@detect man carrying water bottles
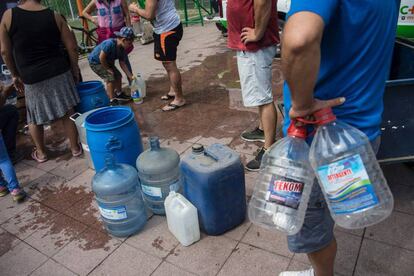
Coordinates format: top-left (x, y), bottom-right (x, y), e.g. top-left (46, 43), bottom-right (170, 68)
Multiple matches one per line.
top-left (279, 1), bottom-right (398, 276)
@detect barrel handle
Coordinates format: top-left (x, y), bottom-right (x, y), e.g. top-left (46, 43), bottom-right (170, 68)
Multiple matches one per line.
top-left (69, 112), bottom-right (81, 122)
top-left (92, 96), bottom-right (104, 108)
top-left (105, 136), bottom-right (123, 151)
top-left (204, 148), bottom-right (220, 161)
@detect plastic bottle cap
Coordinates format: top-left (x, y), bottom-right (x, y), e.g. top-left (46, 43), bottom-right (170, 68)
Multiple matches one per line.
top-left (192, 144), bottom-right (204, 153)
top-left (287, 122), bottom-right (307, 139)
top-left (313, 107), bottom-right (337, 125)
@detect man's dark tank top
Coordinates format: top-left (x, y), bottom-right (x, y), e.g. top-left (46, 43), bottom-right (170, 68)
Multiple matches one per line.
top-left (9, 7), bottom-right (70, 84)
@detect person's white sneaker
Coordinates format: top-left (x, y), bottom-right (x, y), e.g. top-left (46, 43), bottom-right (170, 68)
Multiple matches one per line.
top-left (279, 268), bottom-right (314, 276)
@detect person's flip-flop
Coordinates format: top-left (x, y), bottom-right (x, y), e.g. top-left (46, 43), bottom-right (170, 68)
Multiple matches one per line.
top-left (31, 149), bottom-right (48, 163)
top-left (162, 103), bottom-right (185, 112)
top-left (160, 94), bottom-right (175, 101)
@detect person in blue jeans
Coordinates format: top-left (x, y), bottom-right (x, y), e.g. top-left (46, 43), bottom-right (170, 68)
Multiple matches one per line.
top-left (279, 0), bottom-right (398, 275)
top-left (0, 84), bottom-right (25, 202)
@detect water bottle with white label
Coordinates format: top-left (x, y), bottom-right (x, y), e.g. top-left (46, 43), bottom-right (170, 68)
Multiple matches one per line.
top-left (136, 136), bottom-right (181, 215)
top-left (248, 122), bottom-right (314, 235)
top-left (309, 107), bottom-right (394, 229)
top-left (1, 65), bottom-right (17, 105)
top-left (92, 155), bottom-right (147, 237)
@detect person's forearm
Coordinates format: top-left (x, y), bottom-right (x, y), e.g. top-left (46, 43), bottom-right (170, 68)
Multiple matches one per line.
top-left (135, 7), bottom-right (152, 21)
top-left (282, 40), bottom-right (320, 111)
top-left (120, 61), bottom-right (133, 79)
top-left (253, 0), bottom-right (272, 40)
top-left (1, 48), bottom-right (19, 78)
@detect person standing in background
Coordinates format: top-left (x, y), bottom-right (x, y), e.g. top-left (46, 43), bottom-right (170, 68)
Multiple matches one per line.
top-left (227, 0), bottom-right (279, 171)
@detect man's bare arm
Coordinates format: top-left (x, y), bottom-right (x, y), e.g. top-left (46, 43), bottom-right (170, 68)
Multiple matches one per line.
top-left (281, 11), bottom-right (344, 118)
top-left (241, 0), bottom-right (272, 44)
top-left (129, 0), bottom-right (157, 21)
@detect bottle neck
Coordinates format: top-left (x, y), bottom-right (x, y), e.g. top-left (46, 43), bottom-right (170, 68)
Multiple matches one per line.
top-left (149, 137), bottom-right (160, 150)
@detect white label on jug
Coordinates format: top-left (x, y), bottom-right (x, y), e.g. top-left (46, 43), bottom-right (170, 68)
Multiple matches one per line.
top-left (266, 175), bottom-right (304, 210)
top-left (317, 154), bottom-right (379, 215)
top-left (98, 206), bottom-right (127, 220)
top-left (141, 185), bottom-right (162, 198)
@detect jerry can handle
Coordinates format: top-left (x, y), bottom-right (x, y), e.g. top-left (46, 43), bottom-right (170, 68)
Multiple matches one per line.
top-left (69, 112), bottom-right (81, 122)
top-left (204, 148), bottom-right (220, 161)
top-left (105, 136), bottom-right (123, 151)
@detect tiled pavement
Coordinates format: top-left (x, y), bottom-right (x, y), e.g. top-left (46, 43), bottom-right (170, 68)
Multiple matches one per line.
top-left (1, 24), bottom-right (413, 276)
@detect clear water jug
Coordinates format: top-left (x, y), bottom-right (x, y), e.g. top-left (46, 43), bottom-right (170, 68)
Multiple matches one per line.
top-left (164, 191), bottom-right (200, 246)
top-left (130, 77), bottom-right (143, 105)
top-left (136, 137), bottom-right (181, 215)
top-left (248, 122), bottom-right (315, 235)
top-left (309, 108), bottom-right (394, 229)
top-left (92, 156), bottom-right (147, 237)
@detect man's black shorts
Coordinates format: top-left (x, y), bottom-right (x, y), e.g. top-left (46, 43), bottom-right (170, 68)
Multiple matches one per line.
top-left (153, 23), bottom-right (183, 62)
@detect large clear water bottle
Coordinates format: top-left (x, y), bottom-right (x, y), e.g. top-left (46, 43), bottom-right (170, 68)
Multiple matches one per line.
top-left (248, 122), bottom-right (315, 235)
top-left (92, 155), bottom-right (147, 237)
top-left (136, 136), bottom-right (181, 215)
top-left (309, 108), bottom-right (394, 229)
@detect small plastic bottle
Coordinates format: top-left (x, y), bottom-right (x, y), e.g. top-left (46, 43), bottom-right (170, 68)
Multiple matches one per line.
top-left (309, 108), bottom-right (394, 229)
top-left (248, 122), bottom-right (315, 235)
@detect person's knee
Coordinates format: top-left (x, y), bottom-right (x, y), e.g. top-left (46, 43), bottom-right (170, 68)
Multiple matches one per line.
top-left (162, 61), bottom-right (176, 71)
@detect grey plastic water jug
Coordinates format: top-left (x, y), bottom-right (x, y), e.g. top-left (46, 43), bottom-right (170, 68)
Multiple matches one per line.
top-left (92, 155), bottom-right (147, 237)
top-left (136, 137), bottom-right (181, 215)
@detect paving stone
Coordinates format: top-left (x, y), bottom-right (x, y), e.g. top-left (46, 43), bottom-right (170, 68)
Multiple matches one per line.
top-left (241, 224), bottom-right (293, 258)
top-left (64, 193), bottom-right (100, 227)
top-left (152, 261), bottom-right (197, 276)
top-left (1, 201), bottom-right (58, 239)
top-left (22, 152), bottom-right (72, 173)
top-left (0, 227), bottom-right (21, 257)
top-left (166, 235), bottom-right (237, 276)
top-left (161, 139), bottom-right (193, 155)
top-left (90, 243), bottom-right (162, 276)
top-left (292, 231), bottom-right (362, 276)
top-left (355, 239), bottom-right (414, 276)
top-left (0, 196), bottom-right (34, 224)
top-left (197, 136), bottom-right (234, 147)
top-left (217, 243), bottom-right (290, 276)
top-left (365, 211), bottom-right (414, 250)
top-left (244, 174), bottom-right (256, 197)
top-left (390, 184), bottom-right (414, 215)
top-left (286, 260), bottom-right (312, 272)
top-left (126, 216), bottom-right (178, 258)
top-left (24, 214), bottom-right (88, 257)
top-left (14, 162), bottom-right (47, 187)
top-left (64, 169), bottom-right (95, 193)
top-left (0, 242), bottom-right (48, 276)
top-left (53, 228), bottom-right (122, 276)
top-left (229, 137), bottom-right (261, 156)
top-left (49, 156), bottom-right (89, 181)
top-left (31, 258), bottom-right (77, 276)
top-left (223, 218), bottom-right (251, 241)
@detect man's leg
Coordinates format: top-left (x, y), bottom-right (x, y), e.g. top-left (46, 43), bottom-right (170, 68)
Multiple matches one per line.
top-left (308, 239), bottom-right (337, 276)
top-left (162, 61), bottom-right (184, 104)
top-left (258, 102), bottom-right (277, 149)
top-left (0, 105), bottom-right (19, 156)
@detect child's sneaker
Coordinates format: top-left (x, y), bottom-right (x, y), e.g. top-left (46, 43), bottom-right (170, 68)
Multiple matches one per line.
top-left (0, 186), bottom-right (9, 197)
top-left (11, 188), bottom-right (26, 202)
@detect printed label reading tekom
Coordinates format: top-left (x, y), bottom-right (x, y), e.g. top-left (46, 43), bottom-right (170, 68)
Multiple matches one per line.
top-left (266, 176), bottom-right (304, 210)
top-left (98, 205), bottom-right (127, 220)
top-left (317, 154), bottom-right (379, 215)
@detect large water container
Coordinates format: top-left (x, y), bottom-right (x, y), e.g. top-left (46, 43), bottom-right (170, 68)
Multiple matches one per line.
top-left (76, 81), bottom-right (110, 113)
top-left (85, 106), bottom-right (143, 171)
top-left (180, 144), bottom-right (246, 235)
top-left (136, 137), bottom-right (181, 215)
top-left (309, 108), bottom-right (394, 229)
top-left (92, 156), bottom-right (147, 237)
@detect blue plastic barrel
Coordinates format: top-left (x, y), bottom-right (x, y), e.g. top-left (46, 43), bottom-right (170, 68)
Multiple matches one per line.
top-left (180, 144), bottom-right (246, 235)
top-left (85, 106), bottom-right (143, 171)
top-left (76, 81), bottom-right (110, 113)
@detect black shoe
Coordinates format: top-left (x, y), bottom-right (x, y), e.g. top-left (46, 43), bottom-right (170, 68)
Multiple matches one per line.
top-left (245, 147), bottom-right (266, 172)
top-left (110, 99), bottom-right (120, 106)
top-left (241, 127), bottom-right (265, 143)
top-left (115, 92), bottom-right (131, 102)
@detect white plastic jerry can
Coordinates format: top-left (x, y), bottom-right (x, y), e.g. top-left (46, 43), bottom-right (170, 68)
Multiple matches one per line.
top-left (164, 191), bottom-right (200, 246)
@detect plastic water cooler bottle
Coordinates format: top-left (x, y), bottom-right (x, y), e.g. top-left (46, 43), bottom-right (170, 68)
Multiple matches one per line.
top-left (309, 108), bottom-right (394, 229)
top-left (248, 122), bottom-right (315, 235)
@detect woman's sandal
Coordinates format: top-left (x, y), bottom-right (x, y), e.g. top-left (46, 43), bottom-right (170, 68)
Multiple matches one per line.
top-left (72, 144), bottom-right (83, 157)
top-left (31, 148), bottom-right (48, 163)
top-left (160, 94), bottom-right (175, 101)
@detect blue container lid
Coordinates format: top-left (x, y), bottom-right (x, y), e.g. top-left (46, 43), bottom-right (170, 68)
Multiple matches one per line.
top-left (85, 106), bottom-right (134, 131)
top-left (76, 81), bottom-right (104, 96)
